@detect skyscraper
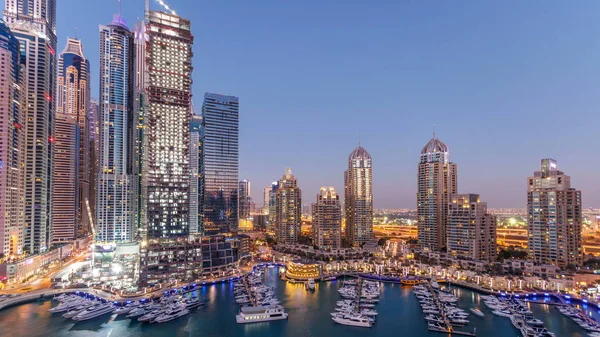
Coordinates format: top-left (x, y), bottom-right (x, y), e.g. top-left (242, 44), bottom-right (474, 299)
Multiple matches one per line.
top-left (51, 115), bottom-right (79, 244)
top-left (4, 0), bottom-right (57, 254)
top-left (0, 19), bottom-right (24, 256)
top-left (275, 169), bottom-right (301, 244)
top-left (312, 187), bottom-right (342, 249)
top-left (201, 93), bottom-right (239, 235)
top-left (97, 11), bottom-right (135, 243)
top-left (133, 19), bottom-right (148, 238)
top-left (268, 181), bottom-right (279, 232)
top-left (263, 186), bottom-right (270, 215)
top-left (447, 194), bottom-right (496, 262)
top-left (145, 10), bottom-right (193, 239)
top-left (88, 99), bottom-right (99, 231)
top-left (417, 134), bottom-right (457, 252)
top-left (344, 145), bottom-right (373, 247)
top-left (189, 114), bottom-right (202, 234)
top-left (239, 180), bottom-right (251, 220)
top-left (57, 37), bottom-right (90, 237)
top-left (527, 159), bottom-right (582, 268)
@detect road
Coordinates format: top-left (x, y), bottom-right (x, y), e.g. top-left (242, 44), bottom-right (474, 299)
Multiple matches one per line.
top-left (1, 251), bottom-right (89, 294)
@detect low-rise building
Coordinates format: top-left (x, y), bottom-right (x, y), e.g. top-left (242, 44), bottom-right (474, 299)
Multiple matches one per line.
top-left (0, 244), bottom-right (73, 283)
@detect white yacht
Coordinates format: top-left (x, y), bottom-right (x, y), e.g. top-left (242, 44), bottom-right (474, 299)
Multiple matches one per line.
top-left (306, 279), bottom-right (316, 291)
top-left (331, 314), bottom-right (372, 328)
top-left (62, 301), bottom-right (95, 318)
top-left (154, 305), bottom-right (190, 323)
top-left (236, 305), bottom-right (288, 324)
top-left (126, 307), bottom-right (147, 318)
top-left (470, 307), bottom-right (484, 317)
top-left (73, 303), bottom-right (115, 321)
top-left (491, 309), bottom-right (512, 318)
top-left (138, 309), bottom-right (165, 323)
top-left (49, 299), bottom-right (84, 313)
top-left (183, 297), bottom-right (204, 309)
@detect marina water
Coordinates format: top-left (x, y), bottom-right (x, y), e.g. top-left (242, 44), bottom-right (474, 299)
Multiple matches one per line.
top-left (0, 267), bottom-right (591, 336)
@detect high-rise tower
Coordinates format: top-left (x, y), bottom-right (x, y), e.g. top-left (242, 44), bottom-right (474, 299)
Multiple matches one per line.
top-left (344, 145), bottom-right (373, 247)
top-left (239, 180), bottom-right (251, 220)
top-left (97, 11), bottom-right (135, 243)
top-left (189, 114), bottom-right (202, 234)
top-left (417, 134), bottom-right (457, 251)
top-left (275, 169), bottom-right (301, 244)
top-left (313, 187), bottom-right (342, 249)
top-left (57, 37), bottom-right (90, 237)
top-left (145, 10), bottom-right (193, 239)
top-left (0, 19), bottom-right (24, 256)
top-left (200, 93), bottom-right (239, 234)
top-left (447, 194), bottom-right (496, 261)
top-left (4, 0), bottom-right (57, 254)
top-left (527, 159), bottom-right (582, 268)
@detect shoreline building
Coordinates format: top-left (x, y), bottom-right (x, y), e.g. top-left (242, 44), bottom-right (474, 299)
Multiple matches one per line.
top-left (447, 194), bottom-right (496, 262)
top-left (275, 169), bottom-right (301, 244)
top-left (57, 37), bottom-right (90, 238)
top-left (0, 19), bottom-right (24, 256)
top-left (239, 180), bottom-right (251, 220)
top-left (417, 134), bottom-right (457, 252)
top-left (145, 10), bottom-right (193, 239)
top-left (344, 145), bottom-right (373, 247)
top-left (527, 159), bottom-right (582, 268)
top-left (200, 93), bottom-right (239, 235)
top-left (51, 115), bottom-right (79, 244)
top-left (97, 11), bottom-right (135, 243)
top-left (312, 187), bottom-right (342, 249)
top-left (4, 0), bottom-right (57, 254)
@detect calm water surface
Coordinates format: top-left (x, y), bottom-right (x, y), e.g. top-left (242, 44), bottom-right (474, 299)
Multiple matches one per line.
top-left (0, 268), bottom-right (591, 336)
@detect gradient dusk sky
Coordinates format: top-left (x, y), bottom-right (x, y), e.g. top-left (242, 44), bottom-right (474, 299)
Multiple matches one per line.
top-left (22, 0), bottom-right (600, 208)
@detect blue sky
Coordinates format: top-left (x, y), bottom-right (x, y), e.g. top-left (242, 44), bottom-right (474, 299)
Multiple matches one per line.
top-left (19, 0), bottom-right (600, 208)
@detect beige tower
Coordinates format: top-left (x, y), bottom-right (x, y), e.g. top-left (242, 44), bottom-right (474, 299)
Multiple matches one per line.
top-left (275, 168), bottom-right (302, 244)
top-left (527, 159), bottom-right (582, 268)
top-left (313, 187), bottom-right (342, 249)
top-left (345, 145), bottom-right (373, 247)
top-left (447, 194), bottom-right (496, 261)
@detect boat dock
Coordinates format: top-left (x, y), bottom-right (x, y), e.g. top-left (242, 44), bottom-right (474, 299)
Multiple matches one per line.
top-left (421, 283), bottom-right (476, 336)
top-left (241, 276), bottom-right (258, 306)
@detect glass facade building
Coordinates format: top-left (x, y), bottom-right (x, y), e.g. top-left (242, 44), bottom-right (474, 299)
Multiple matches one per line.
top-left (275, 169), bottom-right (302, 244)
top-left (57, 38), bottom-right (90, 238)
top-left (0, 19), bottom-right (24, 256)
top-left (189, 115), bottom-right (202, 234)
top-left (344, 146), bottom-right (373, 247)
top-left (97, 13), bottom-right (135, 243)
top-left (201, 93), bottom-right (239, 235)
top-left (145, 11), bottom-right (193, 239)
top-left (527, 159), bottom-right (582, 268)
top-left (4, 0), bottom-right (57, 254)
top-left (417, 135), bottom-right (457, 252)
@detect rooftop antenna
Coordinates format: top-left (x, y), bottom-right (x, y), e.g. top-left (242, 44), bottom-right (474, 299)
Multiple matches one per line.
top-left (118, 0), bottom-right (122, 15)
top-left (358, 133), bottom-right (361, 147)
top-left (433, 124), bottom-right (436, 139)
top-left (74, 26), bottom-right (78, 39)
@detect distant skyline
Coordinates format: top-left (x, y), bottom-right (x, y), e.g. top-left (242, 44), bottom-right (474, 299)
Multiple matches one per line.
top-left (35, 0), bottom-right (600, 208)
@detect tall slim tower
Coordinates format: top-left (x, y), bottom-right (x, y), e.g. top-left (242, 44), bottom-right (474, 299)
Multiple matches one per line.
top-left (527, 159), bottom-right (582, 268)
top-left (275, 169), bottom-right (301, 244)
top-left (133, 20), bottom-right (148, 239)
top-left (201, 93), bottom-right (239, 235)
top-left (0, 19), bottom-right (24, 256)
top-left (51, 115), bottom-right (79, 244)
top-left (189, 114), bottom-right (202, 234)
top-left (239, 180), bottom-right (251, 220)
top-left (313, 187), bottom-right (342, 249)
top-left (145, 10), bottom-right (193, 239)
top-left (447, 194), bottom-right (496, 262)
top-left (344, 145), bottom-right (373, 247)
top-left (88, 99), bottom-right (100, 231)
top-left (4, 0), bottom-right (57, 254)
top-left (57, 37), bottom-right (90, 237)
top-left (97, 11), bottom-right (135, 243)
top-left (417, 134), bottom-right (457, 251)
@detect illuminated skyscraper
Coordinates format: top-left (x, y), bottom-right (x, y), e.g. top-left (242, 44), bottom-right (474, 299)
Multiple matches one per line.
top-left (239, 180), bottom-right (251, 220)
top-left (145, 10), bottom-right (193, 238)
top-left (312, 187), bottom-right (342, 249)
top-left (275, 169), bottom-right (301, 244)
top-left (97, 11), bottom-right (135, 243)
top-left (263, 186), bottom-right (270, 215)
top-left (133, 20), bottom-right (148, 238)
top-left (527, 159), bottom-right (582, 268)
top-left (0, 19), bottom-right (24, 256)
top-left (417, 134), bottom-right (457, 251)
top-left (4, 0), bottom-right (57, 254)
top-left (201, 93), bottom-right (239, 234)
top-left (51, 115), bottom-right (79, 244)
top-left (447, 194), bottom-right (496, 262)
top-left (88, 99), bottom-right (99, 230)
top-left (344, 145), bottom-right (373, 247)
top-left (189, 114), bottom-right (202, 234)
top-left (57, 37), bottom-right (90, 237)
